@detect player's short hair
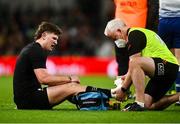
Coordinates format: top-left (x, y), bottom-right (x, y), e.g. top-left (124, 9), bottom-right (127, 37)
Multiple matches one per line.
top-left (34, 21), bottom-right (63, 40)
top-left (104, 18), bottom-right (126, 36)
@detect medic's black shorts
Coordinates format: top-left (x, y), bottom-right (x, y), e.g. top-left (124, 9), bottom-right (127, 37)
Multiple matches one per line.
top-left (14, 87), bottom-right (52, 110)
top-left (145, 58), bottom-right (179, 102)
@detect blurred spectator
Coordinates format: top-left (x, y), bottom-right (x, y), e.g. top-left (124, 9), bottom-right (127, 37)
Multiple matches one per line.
top-left (0, 24), bottom-right (7, 55)
top-left (5, 21), bottom-right (24, 55)
top-left (0, 0), bottom-right (111, 56)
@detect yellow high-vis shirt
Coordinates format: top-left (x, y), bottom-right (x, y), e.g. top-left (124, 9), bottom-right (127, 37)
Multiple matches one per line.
top-left (129, 28), bottom-right (179, 65)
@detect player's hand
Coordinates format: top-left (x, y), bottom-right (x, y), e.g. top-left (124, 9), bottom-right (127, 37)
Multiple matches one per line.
top-left (70, 75), bottom-right (80, 84)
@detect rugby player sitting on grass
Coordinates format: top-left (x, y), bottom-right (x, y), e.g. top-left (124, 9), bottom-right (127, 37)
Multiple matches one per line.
top-left (13, 21), bottom-right (115, 109)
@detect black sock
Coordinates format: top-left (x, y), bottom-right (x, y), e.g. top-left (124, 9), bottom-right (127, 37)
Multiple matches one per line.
top-left (86, 86), bottom-right (112, 98)
top-left (67, 95), bottom-right (77, 104)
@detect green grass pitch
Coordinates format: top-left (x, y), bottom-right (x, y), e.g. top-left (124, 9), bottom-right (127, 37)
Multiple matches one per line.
top-left (0, 75), bottom-right (180, 123)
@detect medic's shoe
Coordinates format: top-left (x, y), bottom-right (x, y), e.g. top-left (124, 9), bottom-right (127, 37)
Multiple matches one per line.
top-left (122, 102), bottom-right (145, 111)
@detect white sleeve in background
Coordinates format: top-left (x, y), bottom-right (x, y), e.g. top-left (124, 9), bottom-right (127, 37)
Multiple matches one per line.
top-left (159, 0), bottom-right (180, 17)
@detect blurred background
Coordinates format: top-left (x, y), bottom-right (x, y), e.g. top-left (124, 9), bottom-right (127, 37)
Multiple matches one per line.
top-left (0, 0), bottom-right (159, 76)
top-left (0, 0), bottom-right (115, 56)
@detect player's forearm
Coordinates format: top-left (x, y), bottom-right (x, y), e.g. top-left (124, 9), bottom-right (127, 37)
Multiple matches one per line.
top-left (41, 75), bottom-right (71, 86)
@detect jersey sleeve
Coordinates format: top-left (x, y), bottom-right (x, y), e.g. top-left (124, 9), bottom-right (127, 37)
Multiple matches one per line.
top-left (29, 44), bottom-right (47, 69)
top-left (127, 30), bottom-right (147, 56)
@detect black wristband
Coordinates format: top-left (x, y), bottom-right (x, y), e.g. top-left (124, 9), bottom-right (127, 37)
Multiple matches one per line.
top-left (121, 87), bottom-right (127, 93)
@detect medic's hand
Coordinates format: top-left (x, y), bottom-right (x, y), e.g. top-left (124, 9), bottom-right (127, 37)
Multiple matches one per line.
top-left (115, 88), bottom-right (127, 102)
